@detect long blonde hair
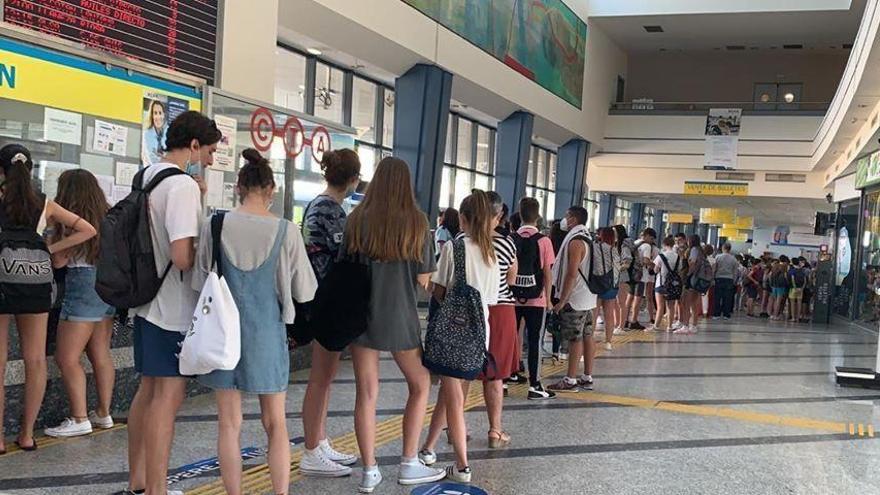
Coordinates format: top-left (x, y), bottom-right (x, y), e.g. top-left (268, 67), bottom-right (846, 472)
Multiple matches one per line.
top-left (345, 157), bottom-right (428, 262)
top-left (459, 190), bottom-right (496, 264)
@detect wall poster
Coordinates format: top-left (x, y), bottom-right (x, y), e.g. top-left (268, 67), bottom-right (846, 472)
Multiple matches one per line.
top-left (704, 108), bottom-right (742, 170)
top-left (141, 92), bottom-right (191, 167)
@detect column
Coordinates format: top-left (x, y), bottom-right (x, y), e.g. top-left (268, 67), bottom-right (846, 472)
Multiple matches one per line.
top-left (554, 139), bottom-right (590, 219)
top-left (218, 0), bottom-right (279, 102)
top-left (393, 64), bottom-right (453, 222)
top-left (709, 226), bottom-right (720, 247)
top-left (652, 210), bottom-right (664, 235)
top-left (495, 111), bottom-right (535, 211)
top-left (597, 193), bottom-right (614, 228)
top-left (630, 203), bottom-right (645, 237)
top-left (698, 223), bottom-right (709, 241)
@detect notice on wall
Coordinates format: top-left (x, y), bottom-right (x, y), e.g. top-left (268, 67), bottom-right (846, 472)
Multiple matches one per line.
top-left (94, 174), bottom-right (116, 201)
top-left (205, 169), bottom-right (225, 208)
top-left (38, 160), bottom-right (78, 199)
top-left (115, 162), bottom-right (140, 187)
top-left (44, 108), bottom-right (82, 146)
top-left (704, 108), bottom-right (742, 170)
top-left (222, 183), bottom-right (236, 210)
top-left (213, 115), bottom-right (238, 172)
top-left (93, 120), bottom-right (129, 156)
top-left (111, 185), bottom-right (131, 205)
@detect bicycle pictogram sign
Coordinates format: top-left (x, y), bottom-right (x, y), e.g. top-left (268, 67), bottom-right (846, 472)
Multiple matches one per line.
top-left (249, 107), bottom-right (332, 162)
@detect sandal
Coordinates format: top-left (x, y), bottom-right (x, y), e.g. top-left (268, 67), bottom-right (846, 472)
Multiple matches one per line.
top-left (15, 438), bottom-right (37, 452)
top-left (488, 429), bottom-right (510, 449)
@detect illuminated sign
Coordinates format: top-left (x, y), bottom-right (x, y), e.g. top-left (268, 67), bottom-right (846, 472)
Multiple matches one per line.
top-left (684, 181), bottom-right (748, 196)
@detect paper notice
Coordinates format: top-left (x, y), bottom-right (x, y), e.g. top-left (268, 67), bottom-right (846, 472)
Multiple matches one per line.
top-left (38, 161), bottom-right (78, 199)
top-left (111, 185), bottom-right (131, 205)
top-left (93, 120), bottom-right (129, 156)
top-left (94, 174), bottom-right (115, 201)
top-left (205, 169), bottom-right (225, 208)
top-left (115, 162), bottom-right (139, 187)
top-left (213, 115), bottom-right (238, 172)
top-left (44, 108), bottom-right (82, 145)
top-left (222, 183), bottom-right (236, 209)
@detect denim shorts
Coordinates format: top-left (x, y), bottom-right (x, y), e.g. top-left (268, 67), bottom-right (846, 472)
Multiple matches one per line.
top-left (772, 287), bottom-right (787, 298)
top-left (133, 316), bottom-right (187, 377)
top-left (60, 267), bottom-right (115, 322)
top-left (599, 288), bottom-right (619, 300)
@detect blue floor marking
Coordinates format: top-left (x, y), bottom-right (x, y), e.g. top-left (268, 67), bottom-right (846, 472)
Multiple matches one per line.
top-left (167, 436), bottom-right (305, 485)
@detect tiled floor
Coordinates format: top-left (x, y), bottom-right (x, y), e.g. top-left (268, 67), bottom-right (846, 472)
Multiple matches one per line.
top-left (2, 315), bottom-right (880, 494)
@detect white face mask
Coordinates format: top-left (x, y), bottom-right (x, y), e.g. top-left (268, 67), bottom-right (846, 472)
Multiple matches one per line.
top-left (560, 217), bottom-right (570, 231)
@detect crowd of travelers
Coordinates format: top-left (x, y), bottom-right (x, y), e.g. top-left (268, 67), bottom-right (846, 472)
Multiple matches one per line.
top-left (0, 109), bottom-right (816, 494)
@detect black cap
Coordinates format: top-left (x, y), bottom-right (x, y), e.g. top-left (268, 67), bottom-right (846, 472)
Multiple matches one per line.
top-left (0, 143), bottom-right (31, 173)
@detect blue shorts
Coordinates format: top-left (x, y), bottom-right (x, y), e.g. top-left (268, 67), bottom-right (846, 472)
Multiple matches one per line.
top-left (599, 288), bottom-right (619, 300)
top-left (772, 287), bottom-right (787, 298)
top-left (60, 267), bottom-right (115, 322)
top-left (133, 316), bottom-right (186, 377)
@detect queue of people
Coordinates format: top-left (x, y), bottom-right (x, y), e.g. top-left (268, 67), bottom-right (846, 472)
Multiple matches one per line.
top-left (0, 108), bottom-right (818, 494)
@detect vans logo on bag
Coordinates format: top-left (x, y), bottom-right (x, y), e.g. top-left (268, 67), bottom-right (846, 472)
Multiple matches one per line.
top-left (1, 257), bottom-right (51, 276)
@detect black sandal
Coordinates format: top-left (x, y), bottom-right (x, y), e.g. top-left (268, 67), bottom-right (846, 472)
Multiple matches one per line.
top-left (15, 439), bottom-right (37, 452)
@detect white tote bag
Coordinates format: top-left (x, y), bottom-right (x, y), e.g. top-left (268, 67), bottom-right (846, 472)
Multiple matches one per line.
top-left (179, 213), bottom-right (241, 375)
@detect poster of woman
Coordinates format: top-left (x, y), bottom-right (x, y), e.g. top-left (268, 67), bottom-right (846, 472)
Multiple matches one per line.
top-left (141, 92), bottom-right (189, 168)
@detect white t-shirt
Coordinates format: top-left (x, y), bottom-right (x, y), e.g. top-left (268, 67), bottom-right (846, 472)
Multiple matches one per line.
top-left (432, 238), bottom-right (500, 348)
top-left (552, 226), bottom-right (597, 312)
top-left (134, 162), bottom-right (202, 333)
top-left (654, 248), bottom-right (680, 288)
top-left (638, 241), bottom-right (658, 282)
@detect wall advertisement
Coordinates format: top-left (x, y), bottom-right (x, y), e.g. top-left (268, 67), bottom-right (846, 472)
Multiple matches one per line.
top-left (704, 108), bottom-right (742, 170)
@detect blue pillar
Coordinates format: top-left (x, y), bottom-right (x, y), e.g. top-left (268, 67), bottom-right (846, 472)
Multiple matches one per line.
top-left (698, 223), bottom-right (709, 241)
top-left (708, 226), bottom-right (719, 247)
top-left (554, 139), bottom-right (590, 219)
top-left (629, 203), bottom-right (645, 237)
top-left (652, 210), bottom-right (664, 235)
top-left (495, 111), bottom-right (534, 211)
top-left (597, 193), bottom-right (614, 228)
top-left (393, 64), bottom-right (453, 223)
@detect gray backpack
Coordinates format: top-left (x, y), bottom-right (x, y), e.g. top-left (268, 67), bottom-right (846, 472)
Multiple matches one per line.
top-left (423, 239), bottom-right (490, 380)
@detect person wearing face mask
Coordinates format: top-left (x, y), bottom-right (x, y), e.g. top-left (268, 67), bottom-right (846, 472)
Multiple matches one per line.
top-left (124, 111), bottom-right (221, 495)
top-left (192, 149), bottom-right (318, 495)
top-left (299, 149), bottom-right (364, 478)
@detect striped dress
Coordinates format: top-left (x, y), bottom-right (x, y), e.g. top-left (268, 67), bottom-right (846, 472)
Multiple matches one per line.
top-left (493, 233), bottom-right (517, 305)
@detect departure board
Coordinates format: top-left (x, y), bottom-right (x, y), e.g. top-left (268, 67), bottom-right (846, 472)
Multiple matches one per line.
top-left (3, 0), bottom-right (218, 82)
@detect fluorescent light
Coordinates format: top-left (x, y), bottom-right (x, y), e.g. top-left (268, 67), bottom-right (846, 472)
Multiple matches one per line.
top-left (307, 47), bottom-right (323, 56)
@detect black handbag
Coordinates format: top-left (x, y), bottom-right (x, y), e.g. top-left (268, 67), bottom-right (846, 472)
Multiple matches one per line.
top-left (310, 254), bottom-right (371, 352)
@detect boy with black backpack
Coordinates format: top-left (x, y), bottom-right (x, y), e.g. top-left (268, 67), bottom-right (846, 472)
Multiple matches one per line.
top-left (110, 112), bottom-right (221, 495)
top-left (511, 198), bottom-right (556, 400)
top-left (789, 257), bottom-right (808, 323)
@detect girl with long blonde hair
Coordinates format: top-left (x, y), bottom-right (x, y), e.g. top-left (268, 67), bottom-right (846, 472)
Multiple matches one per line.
top-left (345, 157), bottom-right (446, 493)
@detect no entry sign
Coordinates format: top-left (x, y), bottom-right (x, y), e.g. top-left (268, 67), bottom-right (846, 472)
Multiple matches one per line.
top-left (249, 107), bottom-right (332, 161)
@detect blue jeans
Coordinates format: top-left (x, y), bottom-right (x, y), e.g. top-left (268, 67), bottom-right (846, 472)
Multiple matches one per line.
top-left (713, 278), bottom-right (735, 318)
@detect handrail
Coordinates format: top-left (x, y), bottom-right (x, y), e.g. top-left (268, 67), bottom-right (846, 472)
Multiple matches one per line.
top-left (610, 101), bottom-right (831, 112)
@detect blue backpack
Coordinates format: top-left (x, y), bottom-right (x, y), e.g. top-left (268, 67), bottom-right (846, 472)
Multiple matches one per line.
top-left (423, 239), bottom-right (491, 380)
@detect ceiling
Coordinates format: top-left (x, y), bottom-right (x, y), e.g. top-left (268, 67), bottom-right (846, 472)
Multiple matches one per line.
top-left (592, 0), bottom-right (866, 53)
top-left (617, 194), bottom-right (835, 228)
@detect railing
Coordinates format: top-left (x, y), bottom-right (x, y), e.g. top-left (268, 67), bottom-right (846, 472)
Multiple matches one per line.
top-left (610, 101), bottom-right (831, 114)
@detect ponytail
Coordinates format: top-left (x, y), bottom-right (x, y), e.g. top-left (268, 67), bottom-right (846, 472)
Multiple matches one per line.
top-left (460, 190), bottom-right (496, 265)
top-left (0, 144), bottom-right (40, 226)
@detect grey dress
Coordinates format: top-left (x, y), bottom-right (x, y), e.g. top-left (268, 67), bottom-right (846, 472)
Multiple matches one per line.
top-left (354, 231), bottom-right (435, 352)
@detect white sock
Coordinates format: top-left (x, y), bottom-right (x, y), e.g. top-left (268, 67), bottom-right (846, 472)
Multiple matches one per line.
top-left (401, 456), bottom-right (417, 464)
top-left (365, 465), bottom-right (379, 473)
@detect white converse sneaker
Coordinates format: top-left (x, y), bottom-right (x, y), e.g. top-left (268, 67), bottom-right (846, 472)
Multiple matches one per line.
top-left (88, 411), bottom-right (114, 429)
top-left (300, 447), bottom-right (352, 477)
top-left (670, 321), bottom-right (683, 331)
top-left (604, 342), bottom-right (613, 351)
top-left (612, 327), bottom-right (626, 335)
top-left (399, 458), bottom-right (446, 485)
top-left (319, 438), bottom-right (357, 466)
top-left (418, 449), bottom-right (437, 466)
top-left (359, 467), bottom-right (383, 493)
top-left (445, 465), bottom-right (472, 483)
top-left (45, 417), bottom-right (92, 438)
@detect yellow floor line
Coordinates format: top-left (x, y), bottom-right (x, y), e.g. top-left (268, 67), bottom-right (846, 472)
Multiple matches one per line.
top-left (1, 423), bottom-right (125, 456)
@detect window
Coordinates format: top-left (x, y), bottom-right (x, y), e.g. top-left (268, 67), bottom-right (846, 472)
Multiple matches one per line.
top-left (614, 198), bottom-right (632, 229)
top-left (583, 191), bottom-right (600, 233)
top-left (643, 207), bottom-right (655, 234)
top-left (382, 89), bottom-right (395, 148)
top-left (352, 77), bottom-right (377, 143)
top-left (314, 62), bottom-right (345, 123)
top-left (438, 114), bottom-right (497, 209)
top-left (274, 48), bottom-right (306, 112)
top-left (525, 146), bottom-right (558, 221)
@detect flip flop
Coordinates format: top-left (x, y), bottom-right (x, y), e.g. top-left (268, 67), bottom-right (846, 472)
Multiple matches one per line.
top-left (14, 439), bottom-right (37, 452)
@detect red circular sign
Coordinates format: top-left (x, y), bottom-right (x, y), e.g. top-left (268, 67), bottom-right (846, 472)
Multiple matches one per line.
top-left (311, 127), bottom-right (331, 162)
top-left (249, 107), bottom-right (275, 152)
top-left (282, 116), bottom-right (306, 158)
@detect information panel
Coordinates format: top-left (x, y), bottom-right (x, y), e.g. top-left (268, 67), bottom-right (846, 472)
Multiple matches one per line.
top-left (3, 0), bottom-right (218, 82)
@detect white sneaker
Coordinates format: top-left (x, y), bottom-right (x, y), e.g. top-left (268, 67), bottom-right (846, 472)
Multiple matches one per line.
top-left (45, 417), bottom-right (92, 438)
top-left (612, 327), bottom-right (626, 335)
top-left (88, 411), bottom-right (114, 429)
top-left (319, 438), bottom-right (357, 466)
top-left (168, 491), bottom-right (184, 495)
top-left (446, 465), bottom-right (472, 483)
top-left (688, 325), bottom-right (699, 334)
top-left (300, 447), bottom-right (352, 477)
top-left (672, 326), bottom-right (690, 335)
top-left (644, 324), bottom-right (656, 333)
top-left (418, 449), bottom-right (437, 466)
top-left (670, 321), bottom-right (683, 331)
top-left (559, 352), bottom-right (569, 361)
top-left (604, 342), bottom-right (613, 351)
top-left (399, 459), bottom-right (446, 485)
top-left (359, 467), bottom-right (383, 493)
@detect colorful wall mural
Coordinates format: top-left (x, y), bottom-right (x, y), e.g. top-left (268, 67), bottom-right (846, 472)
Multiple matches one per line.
top-left (402, 0), bottom-right (588, 108)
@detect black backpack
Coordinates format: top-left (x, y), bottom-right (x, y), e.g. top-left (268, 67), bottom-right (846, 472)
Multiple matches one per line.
top-left (510, 232), bottom-right (545, 302)
top-left (659, 253), bottom-right (683, 299)
top-left (791, 267), bottom-right (807, 288)
top-left (423, 239), bottom-right (491, 380)
top-left (0, 197), bottom-right (53, 314)
top-left (95, 167), bottom-right (186, 309)
top-left (584, 235), bottom-right (614, 295)
top-left (310, 251), bottom-right (371, 352)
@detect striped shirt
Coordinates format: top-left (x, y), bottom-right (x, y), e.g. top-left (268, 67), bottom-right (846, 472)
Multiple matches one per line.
top-left (493, 233), bottom-right (517, 305)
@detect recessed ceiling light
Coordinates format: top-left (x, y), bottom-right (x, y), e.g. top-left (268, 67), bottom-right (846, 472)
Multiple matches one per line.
top-left (307, 47), bottom-right (323, 56)
top-left (643, 25), bottom-right (664, 33)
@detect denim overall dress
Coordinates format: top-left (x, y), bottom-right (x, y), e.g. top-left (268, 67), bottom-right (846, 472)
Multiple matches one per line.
top-left (199, 219), bottom-right (289, 394)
